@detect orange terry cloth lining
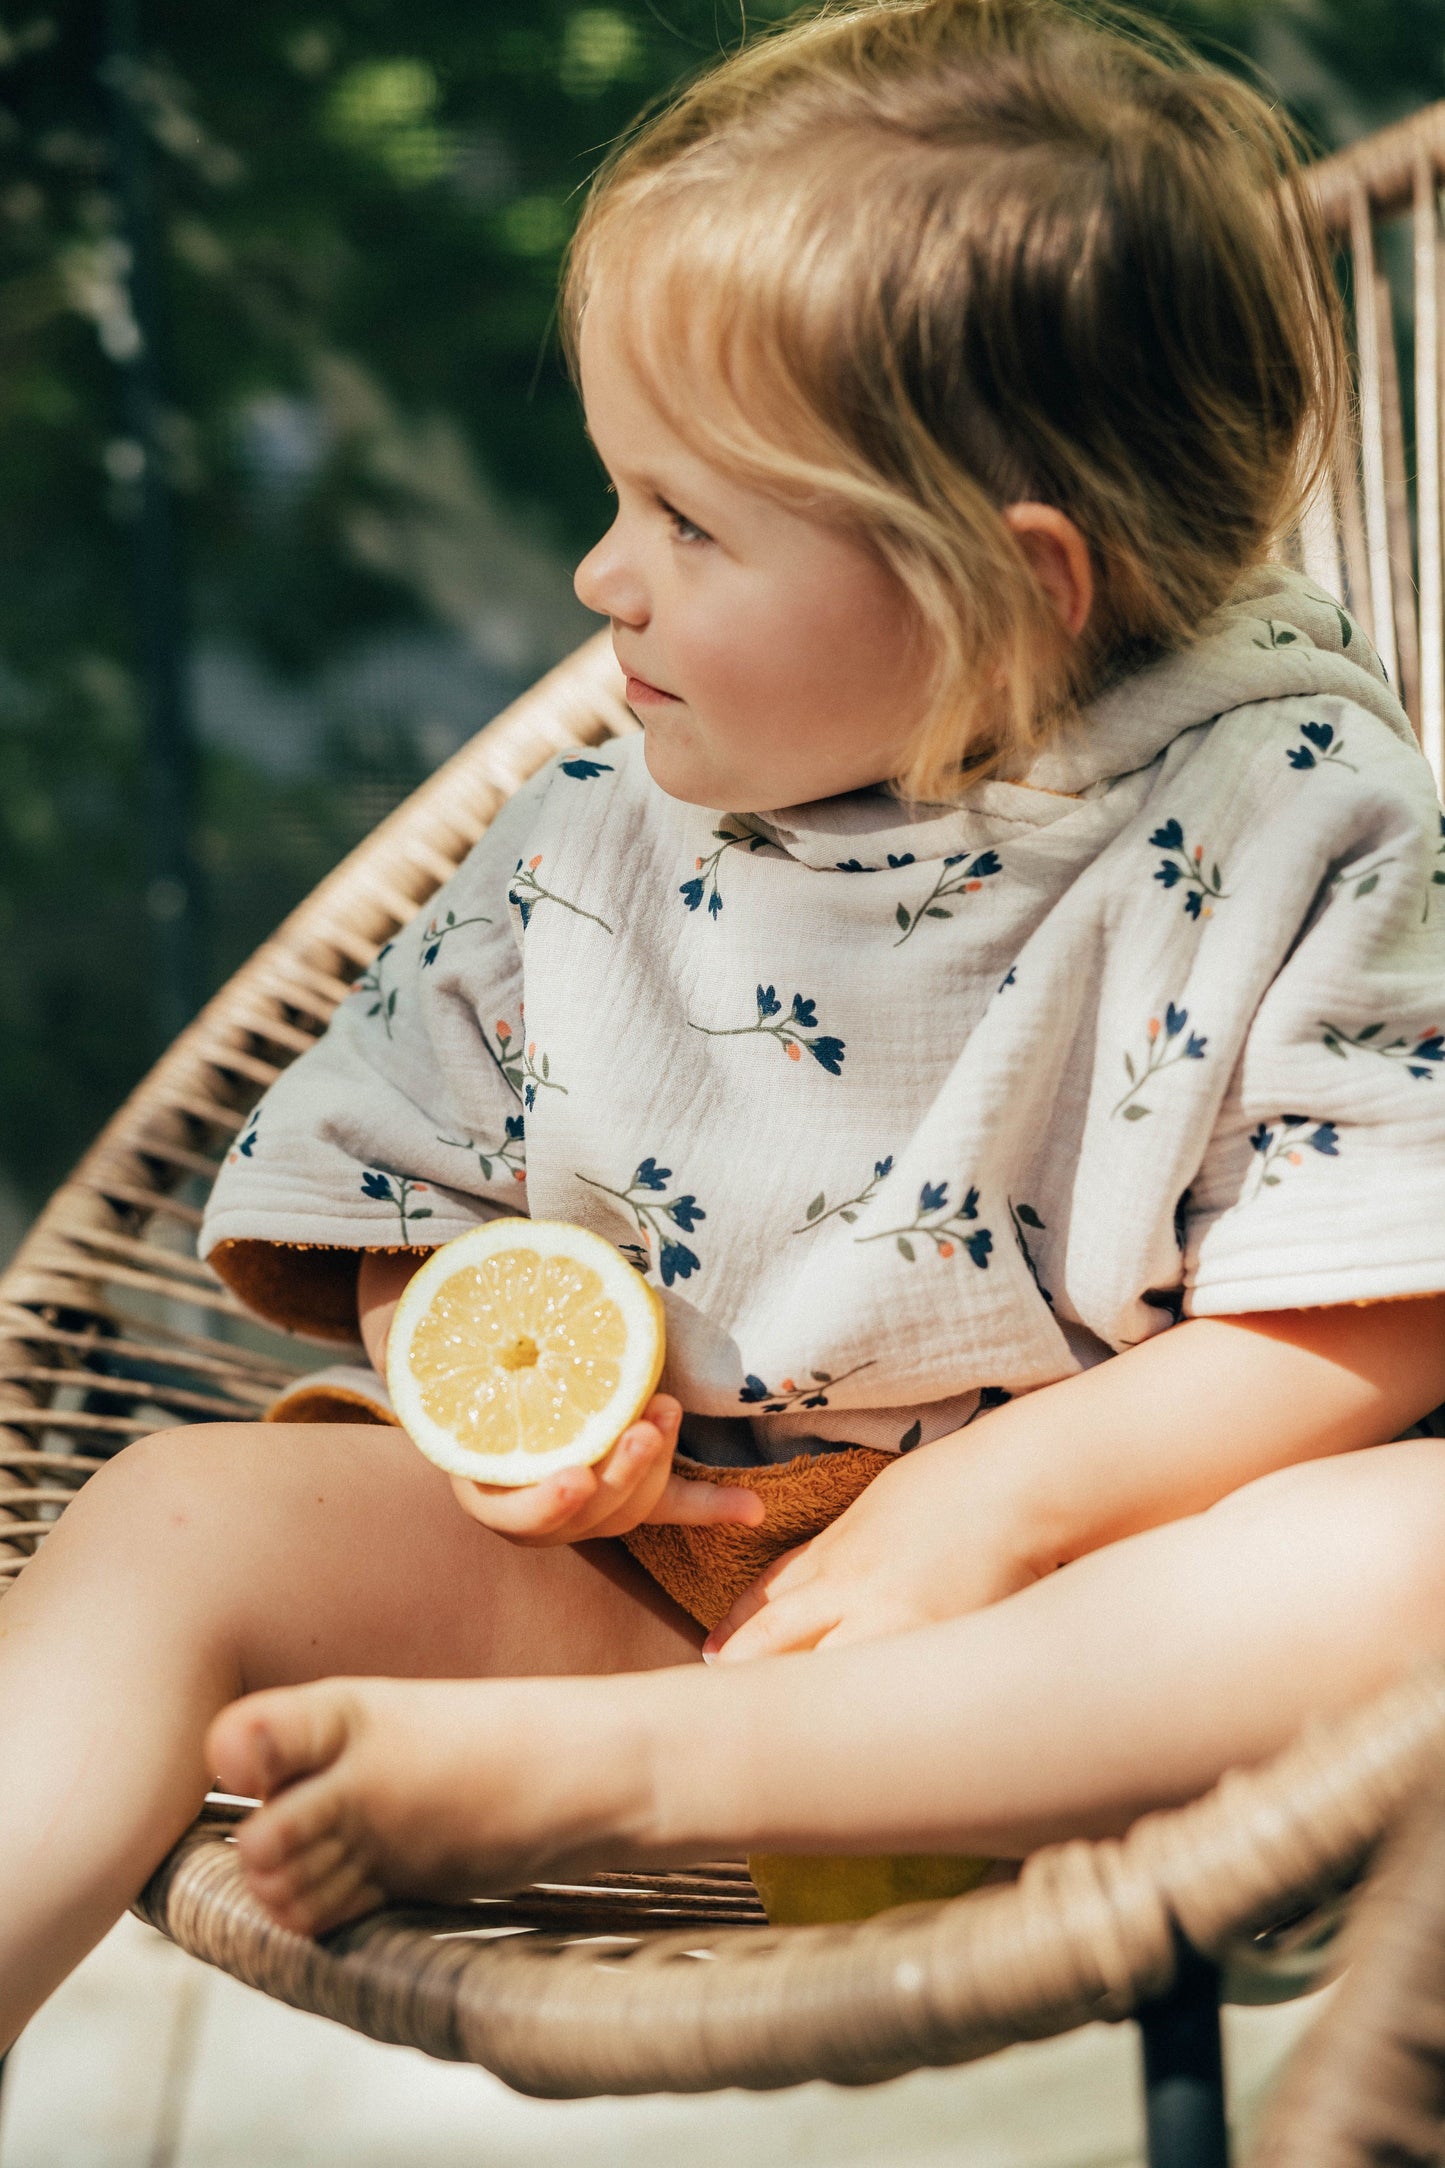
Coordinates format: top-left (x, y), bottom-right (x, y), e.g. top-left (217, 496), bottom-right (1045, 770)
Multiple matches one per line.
top-left (267, 1372), bottom-right (395, 1426)
top-left (619, 1448), bottom-right (892, 1632)
top-left (208, 1239), bottom-right (431, 1341)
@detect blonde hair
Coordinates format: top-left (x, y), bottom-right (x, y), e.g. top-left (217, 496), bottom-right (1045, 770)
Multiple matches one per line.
top-left (560, 0), bottom-right (1345, 803)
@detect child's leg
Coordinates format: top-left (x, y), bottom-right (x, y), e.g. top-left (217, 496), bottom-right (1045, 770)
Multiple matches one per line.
top-left (0, 1419), bottom-right (699, 2049)
top-left (212, 1435), bottom-right (1445, 1928)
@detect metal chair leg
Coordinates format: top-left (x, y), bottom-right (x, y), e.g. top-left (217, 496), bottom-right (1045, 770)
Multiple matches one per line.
top-left (1137, 1936), bottom-right (1229, 2168)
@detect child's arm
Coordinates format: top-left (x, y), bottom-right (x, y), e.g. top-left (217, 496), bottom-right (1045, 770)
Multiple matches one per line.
top-left (358, 1252), bottom-right (764, 1546)
top-left (708, 1294), bottom-right (1445, 1660)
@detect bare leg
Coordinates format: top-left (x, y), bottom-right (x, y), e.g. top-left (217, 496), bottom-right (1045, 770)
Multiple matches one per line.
top-left (0, 1421), bottom-right (699, 2049)
top-left (211, 1437), bottom-right (1445, 1929)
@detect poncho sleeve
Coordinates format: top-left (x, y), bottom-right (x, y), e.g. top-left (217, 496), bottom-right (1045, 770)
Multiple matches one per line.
top-left (1183, 714), bottom-right (1445, 1316)
top-left (199, 766), bottom-right (555, 1339)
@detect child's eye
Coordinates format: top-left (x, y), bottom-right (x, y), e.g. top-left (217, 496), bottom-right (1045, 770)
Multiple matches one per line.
top-left (659, 498), bottom-right (709, 545)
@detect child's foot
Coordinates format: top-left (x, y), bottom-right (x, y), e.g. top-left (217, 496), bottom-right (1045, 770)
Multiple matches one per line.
top-left (206, 1675), bottom-right (655, 1936)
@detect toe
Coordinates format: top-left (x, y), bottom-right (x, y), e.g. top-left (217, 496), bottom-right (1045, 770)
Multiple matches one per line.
top-left (235, 1767), bottom-right (348, 1875)
top-left (248, 1851), bottom-right (384, 1937)
top-left (207, 1681), bottom-right (354, 1803)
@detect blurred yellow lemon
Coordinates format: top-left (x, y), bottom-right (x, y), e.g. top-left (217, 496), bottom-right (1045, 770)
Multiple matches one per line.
top-left (386, 1219), bottom-right (665, 1487)
top-left (747, 1852), bottom-right (992, 1925)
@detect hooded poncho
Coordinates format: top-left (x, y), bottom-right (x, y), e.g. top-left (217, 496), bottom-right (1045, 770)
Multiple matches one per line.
top-left (202, 567), bottom-right (1445, 1465)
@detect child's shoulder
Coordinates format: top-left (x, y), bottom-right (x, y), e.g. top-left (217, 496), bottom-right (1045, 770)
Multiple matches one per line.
top-left (1156, 565), bottom-right (1433, 816)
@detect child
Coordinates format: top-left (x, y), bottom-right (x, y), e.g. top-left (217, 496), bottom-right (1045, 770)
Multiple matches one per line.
top-left (7, 0), bottom-right (1445, 2029)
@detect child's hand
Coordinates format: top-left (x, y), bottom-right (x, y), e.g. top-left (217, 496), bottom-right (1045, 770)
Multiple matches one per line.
top-left (703, 1443), bottom-right (1039, 1661)
top-left (447, 1394), bottom-right (765, 1548)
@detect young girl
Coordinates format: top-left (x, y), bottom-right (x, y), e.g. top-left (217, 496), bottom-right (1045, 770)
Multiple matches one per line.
top-left (8, 0), bottom-right (1445, 2029)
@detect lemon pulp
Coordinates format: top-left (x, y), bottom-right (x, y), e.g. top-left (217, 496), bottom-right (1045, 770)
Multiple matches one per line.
top-left (747, 1852), bottom-right (992, 1925)
top-left (408, 1249), bottom-right (629, 1457)
top-left (387, 1220), bottom-right (666, 1486)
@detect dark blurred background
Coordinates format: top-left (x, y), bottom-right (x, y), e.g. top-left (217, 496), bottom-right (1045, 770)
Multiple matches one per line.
top-left (1, 0), bottom-right (1441, 1249)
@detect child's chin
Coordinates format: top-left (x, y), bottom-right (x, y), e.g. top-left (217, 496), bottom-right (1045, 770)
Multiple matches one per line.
top-left (640, 732), bottom-right (746, 810)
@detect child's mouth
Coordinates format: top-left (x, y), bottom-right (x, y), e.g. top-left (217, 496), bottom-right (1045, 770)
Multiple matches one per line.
top-left (626, 674), bottom-right (683, 705)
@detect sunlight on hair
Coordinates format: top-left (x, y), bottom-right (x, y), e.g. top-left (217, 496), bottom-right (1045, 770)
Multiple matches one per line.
top-left (560, 0), bottom-right (1345, 804)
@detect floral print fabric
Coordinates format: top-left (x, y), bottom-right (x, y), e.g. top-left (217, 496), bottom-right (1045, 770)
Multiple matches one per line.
top-left (202, 567), bottom-right (1445, 1464)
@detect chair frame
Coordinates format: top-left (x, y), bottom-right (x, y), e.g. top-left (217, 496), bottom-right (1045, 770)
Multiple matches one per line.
top-left (6, 103), bottom-right (1445, 2168)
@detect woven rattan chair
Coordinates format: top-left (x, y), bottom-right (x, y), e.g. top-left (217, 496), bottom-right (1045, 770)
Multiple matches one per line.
top-left (1245, 1738), bottom-right (1445, 2168)
top-left (5, 102), bottom-right (1445, 2168)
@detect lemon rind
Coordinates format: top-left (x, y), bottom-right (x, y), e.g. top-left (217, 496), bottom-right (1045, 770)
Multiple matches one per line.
top-left (386, 1218), bottom-right (665, 1487)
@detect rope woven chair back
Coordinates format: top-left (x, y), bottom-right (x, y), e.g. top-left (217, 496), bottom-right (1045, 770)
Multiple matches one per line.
top-left (1297, 104), bottom-right (1445, 788)
top-left (4, 101), bottom-right (1445, 2113)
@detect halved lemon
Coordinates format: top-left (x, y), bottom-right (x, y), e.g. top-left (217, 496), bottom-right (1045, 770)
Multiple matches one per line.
top-left (747, 1851), bottom-right (992, 1925)
top-left (386, 1219), bottom-right (665, 1487)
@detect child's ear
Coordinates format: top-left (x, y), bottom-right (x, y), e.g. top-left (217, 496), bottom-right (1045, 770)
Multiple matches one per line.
top-left (1001, 504), bottom-right (1094, 640)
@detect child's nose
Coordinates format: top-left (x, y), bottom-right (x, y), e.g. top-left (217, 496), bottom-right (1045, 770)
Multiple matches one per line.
top-left (574, 533), bottom-right (647, 626)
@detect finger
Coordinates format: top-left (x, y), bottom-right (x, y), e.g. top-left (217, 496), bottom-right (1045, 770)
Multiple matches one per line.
top-left (711, 1586), bottom-right (840, 1663)
top-left (448, 1397), bottom-right (682, 1544)
top-left (639, 1392), bottom-right (684, 1437)
top-left (451, 1463), bottom-right (600, 1539)
top-left (644, 1474), bottom-right (766, 1528)
top-left (554, 1417), bottom-right (678, 1541)
top-left (703, 1542), bottom-right (814, 1653)
top-left (593, 1414), bottom-right (675, 1505)
top-left (816, 1606), bottom-right (919, 1650)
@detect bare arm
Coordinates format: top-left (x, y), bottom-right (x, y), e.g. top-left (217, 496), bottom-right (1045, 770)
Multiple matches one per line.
top-left (975, 1297), bottom-right (1445, 1569)
top-left (357, 1250), bottom-right (427, 1375)
top-left (710, 1295), bottom-right (1445, 1659)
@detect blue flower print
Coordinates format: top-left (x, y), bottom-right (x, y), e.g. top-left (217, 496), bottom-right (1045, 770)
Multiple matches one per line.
top-left (1113, 1003), bottom-right (1208, 1119)
top-left (1287, 719), bottom-right (1358, 773)
top-left (227, 1105), bottom-right (261, 1166)
top-left (1326, 851), bottom-right (1397, 905)
top-left (1320, 1020), bottom-right (1445, 1081)
top-left (738, 1359), bottom-right (876, 1415)
top-left (894, 849), bottom-right (1002, 946)
top-left (1150, 819), bottom-right (1227, 921)
top-left (679, 823), bottom-right (769, 919)
top-left (831, 853), bottom-right (915, 874)
top-left (793, 1155), bottom-right (893, 1235)
top-left (1251, 618), bottom-right (1305, 652)
top-left (421, 908), bottom-right (492, 967)
top-left (1009, 1201), bottom-right (1053, 1308)
top-left (856, 1179), bottom-right (993, 1265)
top-left (480, 1012), bottom-right (566, 1108)
top-left (688, 984), bottom-right (846, 1074)
top-left (360, 1169), bottom-right (433, 1240)
top-left (353, 943), bottom-right (397, 1037)
top-left (509, 854), bottom-right (613, 934)
top-left (1249, 1117), bottom-right (1340, 1191)
top-left (578, 1159), bottom-right (706, 1287)
top-left (560, 756), bottom-right (613, 780)
top-left (435, 1113), bottom-right (526, 1187)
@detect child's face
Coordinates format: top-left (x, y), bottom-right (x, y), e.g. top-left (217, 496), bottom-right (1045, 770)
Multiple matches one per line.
top-left (573, 297), bottom-right (928, 811)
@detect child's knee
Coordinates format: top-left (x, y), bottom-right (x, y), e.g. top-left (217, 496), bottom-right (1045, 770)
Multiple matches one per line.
top-left (1271, 1440), bottom-right (1445, 1648)
top-left (1359, 1441), bottom-right (1445, 1648)
top-left (69, 1421), bottom-right (276, 1538)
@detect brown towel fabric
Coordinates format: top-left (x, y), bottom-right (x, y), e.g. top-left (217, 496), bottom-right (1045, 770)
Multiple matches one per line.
top-left (209, 1238), bottom-right (367, 1341)
top-left (619, 1448), bottom-right (892, 1631)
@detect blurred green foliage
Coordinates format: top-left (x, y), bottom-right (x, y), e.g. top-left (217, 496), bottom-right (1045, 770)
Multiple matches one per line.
top-left (1, 0), bottom-right (1443, 1217)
